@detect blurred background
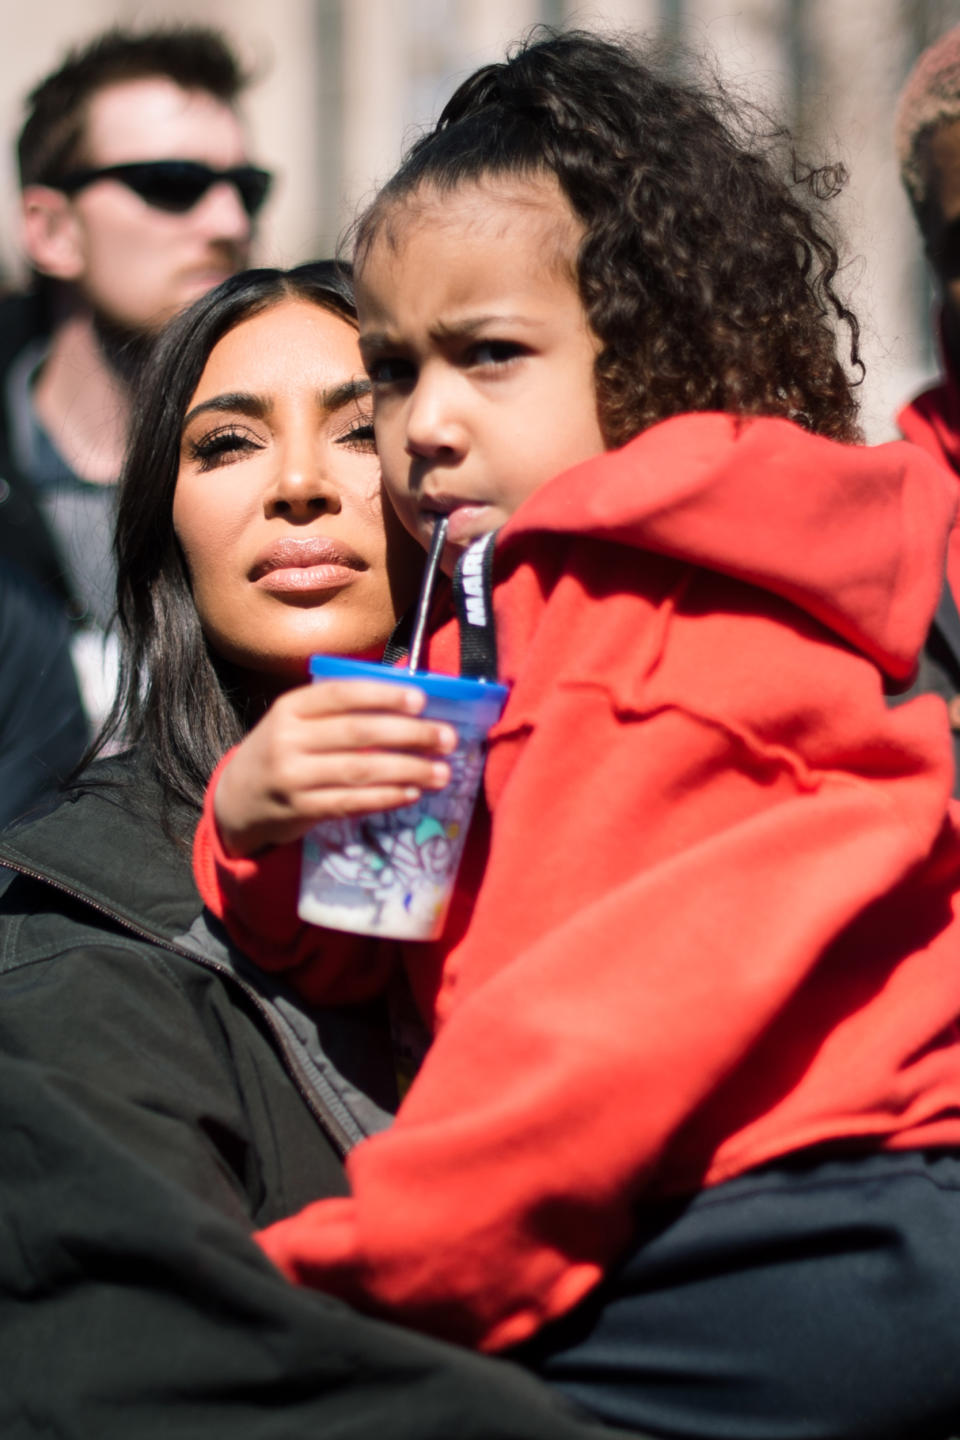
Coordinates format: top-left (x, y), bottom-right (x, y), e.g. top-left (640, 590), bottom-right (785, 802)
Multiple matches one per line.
top-left (1, 0), bottom-right (959, 441)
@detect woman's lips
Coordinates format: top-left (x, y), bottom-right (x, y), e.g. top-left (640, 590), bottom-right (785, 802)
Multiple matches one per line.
top-left (250, 537), bottom-right (365, 595)
top-left (255, 564), bottom-right (362, 594)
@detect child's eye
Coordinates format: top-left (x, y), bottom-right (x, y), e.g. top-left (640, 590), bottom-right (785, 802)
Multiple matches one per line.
top-left (186, 426), bottom-right (263, 472)
top-left (468, 340), bottom-right (526, 369)
top-left (366, 356), bottom-right (416, 387)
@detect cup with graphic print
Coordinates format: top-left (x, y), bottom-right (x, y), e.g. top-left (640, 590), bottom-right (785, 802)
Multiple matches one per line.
top-left (298, 654), bottom-right (509, 940)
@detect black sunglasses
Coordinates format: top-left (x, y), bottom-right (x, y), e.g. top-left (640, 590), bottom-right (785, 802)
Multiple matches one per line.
top-left (54, 159), bottom-right (273, 218)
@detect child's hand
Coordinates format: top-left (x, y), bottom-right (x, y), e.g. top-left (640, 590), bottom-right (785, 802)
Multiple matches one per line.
top-left (214, 679), bottom-right (458, 857)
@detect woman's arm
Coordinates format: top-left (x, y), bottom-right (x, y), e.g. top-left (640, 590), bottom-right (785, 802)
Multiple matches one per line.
top-left (193, 677), bottom-right (457, 1004)
top-left (213, 677), bottom-right (457, 857)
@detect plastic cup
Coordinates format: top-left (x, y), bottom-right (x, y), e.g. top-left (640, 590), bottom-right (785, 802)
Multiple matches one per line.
top-left (298, 655), bottom-right (509, 940)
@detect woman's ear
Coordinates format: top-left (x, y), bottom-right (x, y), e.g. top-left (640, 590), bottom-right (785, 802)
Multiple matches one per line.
top-left (20, 185), bottom-right (85, 281)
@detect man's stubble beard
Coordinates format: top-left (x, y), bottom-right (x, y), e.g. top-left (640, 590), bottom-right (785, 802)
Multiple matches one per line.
top-left (92, 309), bottom-right (161, 390)
top-left (91, 239), bottom-right (249, 388)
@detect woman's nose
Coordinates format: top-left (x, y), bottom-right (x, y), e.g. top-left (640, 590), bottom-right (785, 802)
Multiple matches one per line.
top-left (266, 445), bottom-right (342, 518)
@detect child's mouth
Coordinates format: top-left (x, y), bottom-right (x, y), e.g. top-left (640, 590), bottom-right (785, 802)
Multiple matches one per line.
top-left (422, 502), bottom-right (494, 548)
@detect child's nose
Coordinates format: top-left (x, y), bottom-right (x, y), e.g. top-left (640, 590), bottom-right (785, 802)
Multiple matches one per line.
top-left (405, 374), bottom-right (466, 460)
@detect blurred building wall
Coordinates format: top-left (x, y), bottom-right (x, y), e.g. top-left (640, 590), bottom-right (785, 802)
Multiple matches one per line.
top-left (1, 0), bottom-right (960, 438)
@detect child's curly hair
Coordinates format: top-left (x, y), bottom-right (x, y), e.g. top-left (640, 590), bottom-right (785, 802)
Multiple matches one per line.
top-left (354, 28), bottom-right (862, 447)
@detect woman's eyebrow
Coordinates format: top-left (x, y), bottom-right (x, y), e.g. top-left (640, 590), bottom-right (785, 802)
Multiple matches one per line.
top-left (182, 392), bottom-right (268, 427)
top-left (182, 380), bottom-right (371, 431)
top-left (321, 378), bottom-right (372, 410)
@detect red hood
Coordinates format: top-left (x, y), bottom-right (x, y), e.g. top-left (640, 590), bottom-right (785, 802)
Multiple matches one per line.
top-left (496, 413), bottom-right (955, 685)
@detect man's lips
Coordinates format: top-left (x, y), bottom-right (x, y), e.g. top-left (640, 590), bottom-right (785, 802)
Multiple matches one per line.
top-left (250, 537), bottom-right (366, 593)
top-left (179, 262), bottom-right (237, 287)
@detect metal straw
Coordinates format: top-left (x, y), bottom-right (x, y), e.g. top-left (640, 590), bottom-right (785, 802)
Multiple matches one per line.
top-left (406, 515), bottom-right (449, 673)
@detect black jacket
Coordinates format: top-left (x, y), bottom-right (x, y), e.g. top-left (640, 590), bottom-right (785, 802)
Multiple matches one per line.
top-left (0, 558), bottom-right (88, 824)
top-left (0, 750), bottom-right (630, 1440)
top-left (0, 290), bottom-right (77, 613)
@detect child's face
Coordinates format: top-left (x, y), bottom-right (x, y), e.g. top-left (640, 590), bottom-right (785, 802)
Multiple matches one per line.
top-left (356, 176), bottom-right (607, 570)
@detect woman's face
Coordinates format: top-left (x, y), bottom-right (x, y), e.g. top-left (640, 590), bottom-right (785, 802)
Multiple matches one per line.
top-left (173, 297), bottom-right (424, 687)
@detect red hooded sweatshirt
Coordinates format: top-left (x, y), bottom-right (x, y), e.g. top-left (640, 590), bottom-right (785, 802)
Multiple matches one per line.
top-left (194, 412), bottom-right (960, 1354)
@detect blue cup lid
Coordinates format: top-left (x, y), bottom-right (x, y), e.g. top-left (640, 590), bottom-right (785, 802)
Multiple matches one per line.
top-left (308, 654), bottom-right (509, 719)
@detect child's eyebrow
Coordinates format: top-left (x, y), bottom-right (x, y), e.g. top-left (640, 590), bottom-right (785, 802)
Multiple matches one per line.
top-left (432, 314), bottom-right (543, 339)
top-left (359, 316), bottom-right (544, 353)
top-left (358, 331), bottom-right (394, 356)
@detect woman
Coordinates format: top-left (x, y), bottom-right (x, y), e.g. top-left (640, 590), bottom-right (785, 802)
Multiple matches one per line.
top-left (0, 263), bottom-right (630, 1440)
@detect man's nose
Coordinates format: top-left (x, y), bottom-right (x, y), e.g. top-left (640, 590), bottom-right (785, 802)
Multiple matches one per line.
top-left (193, 179), bottom-right (253, 244)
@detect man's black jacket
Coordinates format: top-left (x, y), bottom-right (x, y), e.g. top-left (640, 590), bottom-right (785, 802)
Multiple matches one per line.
top-left (0, 290), bottom-right (76, 611)
top-left (0, 558), bottom-right (87, 825)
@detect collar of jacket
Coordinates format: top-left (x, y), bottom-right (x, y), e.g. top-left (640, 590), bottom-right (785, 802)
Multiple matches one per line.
top-left (0, 747), bottom-right (398, 1153)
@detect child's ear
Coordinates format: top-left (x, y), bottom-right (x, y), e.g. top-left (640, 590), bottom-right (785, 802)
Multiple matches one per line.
top-left (20, 185), bottom-right (86, 281)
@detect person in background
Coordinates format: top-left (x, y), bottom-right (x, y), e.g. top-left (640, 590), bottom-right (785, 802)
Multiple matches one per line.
top-left (0, 557), bottom-right (87, 826)
top-left (0, 24), bottom-right (270, 736)
top-left (895, 24), bottom-right (960, 784)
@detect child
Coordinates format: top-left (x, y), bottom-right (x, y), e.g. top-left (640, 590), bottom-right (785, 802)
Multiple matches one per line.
top-left (194, 31), bottom-right (960, 1437)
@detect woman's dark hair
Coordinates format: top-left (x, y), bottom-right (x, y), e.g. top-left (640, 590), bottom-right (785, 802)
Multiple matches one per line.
top-left (354, 28), bottom-right (862, 446)
top-left (93, 260), bottom-right (357, 815)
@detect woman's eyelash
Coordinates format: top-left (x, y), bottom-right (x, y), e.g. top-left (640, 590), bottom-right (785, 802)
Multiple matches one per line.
top-left (184, 415), bottom-right (376, 468)
top-left (335, 419), bottom-right (377, 450)
top-left (187, 427), bottom-right (261, 471)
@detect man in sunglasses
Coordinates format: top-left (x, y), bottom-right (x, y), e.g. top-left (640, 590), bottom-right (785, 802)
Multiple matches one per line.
top-left (0, 25), bottom-right (271, 760)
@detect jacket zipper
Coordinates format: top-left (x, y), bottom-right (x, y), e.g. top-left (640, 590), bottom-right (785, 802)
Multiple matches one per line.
top-left (0, 853), bottom-right (356, 1156)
